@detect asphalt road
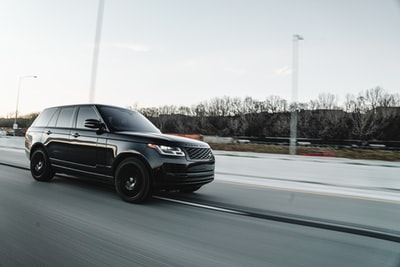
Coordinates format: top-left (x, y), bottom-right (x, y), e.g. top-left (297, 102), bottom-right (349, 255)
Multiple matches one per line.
top-left (1, 144), bottom-right (400, 266)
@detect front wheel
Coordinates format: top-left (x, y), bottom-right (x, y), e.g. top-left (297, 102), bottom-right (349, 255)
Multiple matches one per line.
top-left (114, 158), bottom-right (151, 203)
top-left (30, 148), bottom-right (55, 181)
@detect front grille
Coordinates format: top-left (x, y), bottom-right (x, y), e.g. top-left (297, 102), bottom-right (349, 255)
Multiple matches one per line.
top-left (184, 147), bottom-right (213, 161)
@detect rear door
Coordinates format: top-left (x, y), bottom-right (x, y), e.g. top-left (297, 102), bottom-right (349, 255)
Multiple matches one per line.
top-left (45, 106), bottom-right (75, 167)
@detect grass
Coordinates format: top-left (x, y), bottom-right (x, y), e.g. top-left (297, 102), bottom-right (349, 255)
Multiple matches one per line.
top-left (209, 143), bottom-right (400, 162)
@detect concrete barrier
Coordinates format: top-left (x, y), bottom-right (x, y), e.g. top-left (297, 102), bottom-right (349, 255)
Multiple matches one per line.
top-left (0, 136), bottom-right (25, 150)
top-left (203, 136), bottom-right (234, 144)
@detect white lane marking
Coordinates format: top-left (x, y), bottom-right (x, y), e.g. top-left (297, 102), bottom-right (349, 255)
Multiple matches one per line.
top-left (153, 196), bottom-right (247, 216)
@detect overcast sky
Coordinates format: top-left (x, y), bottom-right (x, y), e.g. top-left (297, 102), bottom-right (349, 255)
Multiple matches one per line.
top-left (0, 0), bottom-right (399, 117)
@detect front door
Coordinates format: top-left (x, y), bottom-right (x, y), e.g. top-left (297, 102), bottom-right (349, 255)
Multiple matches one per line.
top-left (67, 106), bottom-right (100, 173)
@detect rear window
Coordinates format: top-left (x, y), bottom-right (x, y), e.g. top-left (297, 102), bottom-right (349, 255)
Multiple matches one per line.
top-left (31, 108), bottom-right (58, 127)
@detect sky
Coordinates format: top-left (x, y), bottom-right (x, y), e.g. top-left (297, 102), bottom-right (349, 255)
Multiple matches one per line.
top-left (0, 0), bottom-right (399, 117)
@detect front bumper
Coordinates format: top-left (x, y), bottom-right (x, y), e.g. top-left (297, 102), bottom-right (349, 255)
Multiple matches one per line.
top-left (152, 161), bottom-right (215, 189)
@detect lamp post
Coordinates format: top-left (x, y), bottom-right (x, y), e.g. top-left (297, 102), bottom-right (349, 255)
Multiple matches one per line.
top-left (14, 75), bottom-right (37, 136)
top-left (89, 0), bottom-right (105, 103)
top-left (289, 34), bottom-right (303, 155)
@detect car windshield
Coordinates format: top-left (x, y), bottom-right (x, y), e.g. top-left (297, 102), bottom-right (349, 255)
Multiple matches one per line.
top-left (98, 106), bottom-right (160, 133)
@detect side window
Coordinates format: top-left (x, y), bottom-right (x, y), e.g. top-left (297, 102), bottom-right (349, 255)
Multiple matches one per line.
top-left (32, 108), bottom-right (57, 127)
top-left (47, 108), bottom-right (60, 127)
top-left (76, 106), bottom-right (99, 129)
top-left (56, 107), bottom-right (75, 128)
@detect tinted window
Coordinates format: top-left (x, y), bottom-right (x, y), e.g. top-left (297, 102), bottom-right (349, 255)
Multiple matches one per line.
top-left (98, 106), bottom-right (160, 133)
top-left (56, 107), bottom-right (75, 128)
top-left (76, 106), bottom-right (99, 129)
top-left (47, 108), bottom-right (60, 127)
top-left (32, 108), bottom-right (57, 127)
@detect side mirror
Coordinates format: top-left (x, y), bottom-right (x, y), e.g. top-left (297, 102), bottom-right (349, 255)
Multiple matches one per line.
top-left (84, 119), bottom-right (105, 130)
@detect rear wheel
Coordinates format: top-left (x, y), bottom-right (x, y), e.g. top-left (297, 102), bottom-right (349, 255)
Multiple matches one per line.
top-left (30, 148), bottom-right (55, 181)
top-left (114, 158), bottom-right (151, 203)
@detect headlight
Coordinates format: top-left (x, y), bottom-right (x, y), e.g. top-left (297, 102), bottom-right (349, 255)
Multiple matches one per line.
top-left (148, 144), bottom-right (185, 156)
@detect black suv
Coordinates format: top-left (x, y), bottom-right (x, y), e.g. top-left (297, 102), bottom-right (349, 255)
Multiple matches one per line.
top-left (25, 104), bottom-right (215, 203)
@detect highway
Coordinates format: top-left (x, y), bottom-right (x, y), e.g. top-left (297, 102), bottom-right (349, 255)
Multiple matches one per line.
top-left (1, 138), bottom-right (400, 266)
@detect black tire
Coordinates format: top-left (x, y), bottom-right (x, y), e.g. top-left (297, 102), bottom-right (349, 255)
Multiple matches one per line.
top-left (30, 148), bottom-right (55, 182)
top-left (114, 158), bottom-right (151, 203)
top-left (180, 185), bottom-right (202, 193)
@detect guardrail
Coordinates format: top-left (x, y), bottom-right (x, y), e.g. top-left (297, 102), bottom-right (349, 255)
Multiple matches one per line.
top-left (236, 137), bottom-right (400, 150)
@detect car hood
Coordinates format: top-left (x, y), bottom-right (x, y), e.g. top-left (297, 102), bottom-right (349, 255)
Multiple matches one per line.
top-left (113, 131), bottom-right (210, 148)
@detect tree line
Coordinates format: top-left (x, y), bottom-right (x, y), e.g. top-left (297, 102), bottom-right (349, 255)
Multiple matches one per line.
top-left (138, 87), bottom-right (400, 141)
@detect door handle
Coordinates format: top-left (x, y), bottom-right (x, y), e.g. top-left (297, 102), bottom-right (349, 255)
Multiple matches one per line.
top-left (71, 132), bottom-right (80, 138)
top-left (46, 130), bottom-right (52, 135)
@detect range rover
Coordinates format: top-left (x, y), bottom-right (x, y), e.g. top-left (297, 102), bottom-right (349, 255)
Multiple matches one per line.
top-left (25, 104), bottom-right (215, 203)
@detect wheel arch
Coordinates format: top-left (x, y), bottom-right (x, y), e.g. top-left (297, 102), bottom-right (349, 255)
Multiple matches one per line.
top-left (29, 143), bottom-right (48, 159)
top-left (112, 152), bottom-right (153, 181)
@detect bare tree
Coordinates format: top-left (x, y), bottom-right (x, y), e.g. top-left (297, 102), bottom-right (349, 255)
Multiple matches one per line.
top-left (364, 87), bottom-right (384, 110)
top-left (344, 94), bottom-right (377, 139)
top-left (317, 93), bottom-right (339, 110)
top-left (266, 95), bottom-right (288, 113)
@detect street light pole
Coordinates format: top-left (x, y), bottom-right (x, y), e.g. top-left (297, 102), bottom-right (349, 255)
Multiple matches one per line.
top-left (89, 0), bottom-right (105, 103)
top-left (14, 75), bottom-right (37, 136)
top-left (289, 34), bottom-right (303, 155)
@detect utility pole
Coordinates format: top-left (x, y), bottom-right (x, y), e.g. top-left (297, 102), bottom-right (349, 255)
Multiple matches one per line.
top-left (89, 0), bottom-right (105, 103)
top-left (289, 34), bottom-right (303, 155)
